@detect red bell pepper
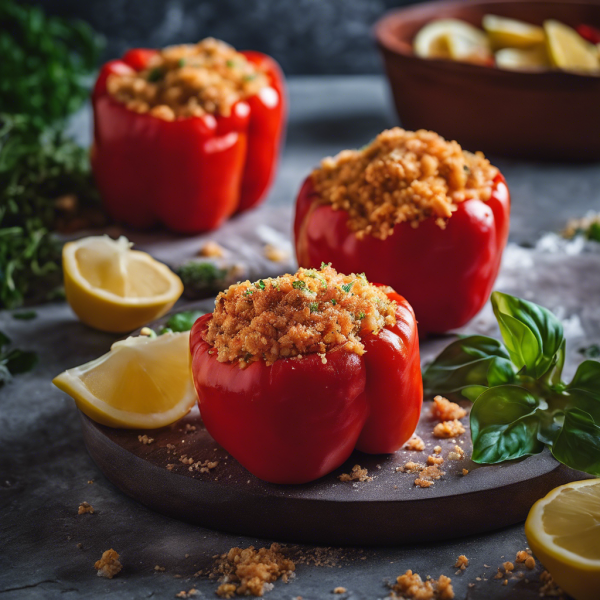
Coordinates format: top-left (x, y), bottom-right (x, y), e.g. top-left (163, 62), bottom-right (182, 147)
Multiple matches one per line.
top-left (91, 48), bottom-right (285, 233)
top-left (294, 173), bottom-right (510, 334)
top-left (189, 290), bottom-right (422, 484)
top-left (577, 24), bottom-right (600, 45)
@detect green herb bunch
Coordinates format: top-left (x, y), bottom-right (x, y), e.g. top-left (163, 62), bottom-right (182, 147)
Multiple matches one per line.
top-left (0, 329), bottom-right (37, 385)
top-left (424, 291), bottom-right (600, 476)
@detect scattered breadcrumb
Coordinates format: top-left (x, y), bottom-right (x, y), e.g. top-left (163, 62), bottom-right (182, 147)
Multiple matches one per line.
top-left (200, 241), bottom-right (225, 258)
top-left (431, 396), bottom-right (467, 421)
top-left (155, 565), bottom-right (166, 572)
top-left (76, 542), bottom-right (83, 549)
top-left (503, 562), bottom-right (514, 573)
top-left (78, 502), bottom-right (94, 515)
top-left (454, 555), bottom-right (469, 570)
top-left (494, 568), bottom-right (504, 579)
top-left (138, 434), bottom-right (155, 445)
top-left (539, 570), bottom-right (565, 597)
top-left (433, 445), bottom-right (442, 454)
top-left (167, 464), bottom-right (175, 471)
top-left (175, 589), bottom-right (199, 598)
top-left (391, 570), bottom-right (454, 599)
top-left (433, 420), bottom-right (465, 439)
top-left (525, 556), bottom-right (536, 570)
top-left (184, 423), bottom-right (197, 433)
top-left (502, 579), bottom-right (508, 586)
top-left (405, 435), bottom-right (425, 451)
top-left (214, 543), bottom-right (295, 597)
top-left (94, 549), bottom-right (122, 579)
top-left (414, 465), bottom-right (444, 488)
top-left (462, 468), bottom-right (469, 476)
top-left (427, 455), bottom-right (444, 466)
top-left (338, 465), bottom-right (372, 482)
top-left (448, 445), bottom-right (465, 461)
top-left (396, 461), bottom-right (424, 474)
top-left (87, 480), bottom-right (94, 484)
top-left (333, 587), bottom-right (347, 594)
top-left (264, 244), bottom-right (289, 262)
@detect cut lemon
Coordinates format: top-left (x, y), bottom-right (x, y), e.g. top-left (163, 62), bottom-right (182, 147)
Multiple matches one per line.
top-left (414, 19), bottom-right (491, 64)
top-left (495, 46), bottom-right (549, 70)
top-left (483, 14), bottom-right (545, 49)
top-left (53, 332), bottom-right (197, 429)
top-left (525, 479), bottom-right (600, 600)
top-left (63, 235), bottom-right (183, 333)
top-left (545, 20), bottom-right (600, 73)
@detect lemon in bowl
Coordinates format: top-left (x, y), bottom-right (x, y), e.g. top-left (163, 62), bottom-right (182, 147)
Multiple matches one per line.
top-left (525, 479), bottom-right (600, 600)
top-left (63, 235), bottom-right (183, 333)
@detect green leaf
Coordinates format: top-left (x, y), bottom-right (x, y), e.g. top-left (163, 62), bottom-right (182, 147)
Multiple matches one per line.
top-left (470, 385), bottom-right (544, 464)
top-left (159, 310), bottom-right (205, 334)
top-left (0, 330), bottom-right (10, 348)
top-left (551, 408), bottom-right (600, 476)
top-left (12, 310), bottom-right (36, 320)
top-left (567, 360), bottom-right (600, 395)
top-left (461, 385), bottom-right (488, 402)
top-left (4, 349), bottom-right (38, 374)
top-left (423, 335), bottom-right (512, 399)
top-left (491, 292), bottom-right (564, 379)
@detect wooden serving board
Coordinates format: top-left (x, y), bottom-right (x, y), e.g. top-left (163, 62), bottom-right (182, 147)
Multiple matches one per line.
top-left (81, 401), bottom-right (581, 546)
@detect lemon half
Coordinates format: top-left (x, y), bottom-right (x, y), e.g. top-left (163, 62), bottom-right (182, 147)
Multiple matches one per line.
top-left (63, 235), bottom-right (183, 333)
top-left (525, 479), bottom-right (600, 600)
top-left (545, 20), bottom-right (600, 73)
top-left (53, 332), bottom-right (196, 429)
top-left (483, 14), bottom-right (545, 49)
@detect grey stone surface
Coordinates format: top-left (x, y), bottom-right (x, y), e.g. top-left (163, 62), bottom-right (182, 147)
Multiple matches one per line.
top-left (3, 76), bottom-right (600, 598)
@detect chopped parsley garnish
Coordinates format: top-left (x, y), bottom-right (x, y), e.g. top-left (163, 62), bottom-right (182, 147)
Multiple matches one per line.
top-left (292, 280), bottom-right (306, 290)
top-left (320, 279), bottom-right (327, 289)
top-left (357, 272), bottom-right (367, 281)
top-left (309, 302), bottom-right (319, 313)
top-left (147, 68), bottom-right (164, 82)
top-left (255, 280), bottom-right (266, 290)
top-left (341, 282), bottom-right (354, 293)
top-left (358, 311), bottom-right (366, 319)
top-left (321, 262), bottom-right (332, 269)
top-left (177, 58), bottom-right (186, 67)
top-left (243, 74), bottom-right (256, 81)
top-left (331, 299), bottom-right (337, 305)
top-left (244, 288), bottom-right (254, 297)
top-left (226, 59), bottom-right (236, 68)
top-left (272, 280), bottom-right (280, 291)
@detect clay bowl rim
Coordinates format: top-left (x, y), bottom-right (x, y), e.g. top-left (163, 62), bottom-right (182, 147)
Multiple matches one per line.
top-left (373, 0), bottom-right (600, 84)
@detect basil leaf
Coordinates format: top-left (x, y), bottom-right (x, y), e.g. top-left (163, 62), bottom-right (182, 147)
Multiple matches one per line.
top-left (4, 349), bottom-right (38, 375)
top-left (551, 408), bottom-right (600, 476)
top-left (471, 385), bottom-right (544, 464)
top-left (462, 385), bottom-right (488, 402)
top-left (491, 292), bottom-right (564, 379)
top-left (159, 310), bottom-right (205, 334)
top-left (567, 360), bottom-right (600, 395)
top-left (487, 356), bottom-right (516, 387)
top-left (423, 335), bottom-right (511, 399)
top-left (563, 389), bottom-right (600, 426)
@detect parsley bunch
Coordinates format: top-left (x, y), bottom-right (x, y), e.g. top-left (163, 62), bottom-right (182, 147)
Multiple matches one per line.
top-left (424, 292), bottom-right (600, 476)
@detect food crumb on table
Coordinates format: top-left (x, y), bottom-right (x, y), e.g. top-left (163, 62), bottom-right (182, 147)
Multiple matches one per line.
top-left (154, 565), bottom-right (165, 572)
top-left (77, 501), bottom-right (94, 515)
top-left (462, 469), bottom-right (469, 476)
top-left (396, 461), bottom-right (424, 474)
top-left (404, 435), bottom-right (425, 451)
top-left (454, 555), bottom-right (469, 570)
top-left (433, 420), bottom-right (465, 439)
top-left (94, 549), bottom-right (122, 579)
top-left (138, 434), bottom-right (155, 445)
top-left (175, 589), bottom-right (198, 598)
top-left (539, 570), bottom-right (565, 597)
top-left (333, 587), bottom-right (347, 594)
top-left (431, 396), bottom-right (467, 421)
top-left (391, 569), bottom-right (454, 599)
top-left (427, 455), bottom-right (444, 466)
top-left (414, 465), bottom-right (444, 488)
top-left (199, 241), bottom-right (225, 258)
top-left (448, 445), bottom-right (465, 460)
top-left (264, 243), bottom-right (289, 262)
top-left (338, 465), bottom-right (372, 482)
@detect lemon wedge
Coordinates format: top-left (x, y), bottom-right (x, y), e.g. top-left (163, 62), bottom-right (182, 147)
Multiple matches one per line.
top-left (483, 14), bottom-right (545, 49)
top-left (525, 479), bottom-right (600, 600)
top-left (495, 46), bottom-right (549, 70)
top-left (63, 235), bottom-right (183, 333)
top-left (414, 19), bottom-right (491, 64)
top-left (545, 20), bottom-right (600, 73)
top-left (53, 331), bottom-right (196, 428)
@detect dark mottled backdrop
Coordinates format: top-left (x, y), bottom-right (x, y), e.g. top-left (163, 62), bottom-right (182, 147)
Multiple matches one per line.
top-left (37, 0), bottom-right (422, 74)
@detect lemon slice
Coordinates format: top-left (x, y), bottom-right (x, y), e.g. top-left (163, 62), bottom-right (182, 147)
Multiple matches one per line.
top-left (495, 46), bottom-right (549, 70)
top-left (545, 20), bottom-right (600, 73)
top-left (63, 235), bottom-right (183, 333)
top-left (525, 479), bottom-right (600, 600)
top-left (53, 331), bottom-right (197, 428)
top-left (414, 19), bottom-right (491, 63)
top-left (483, 14), bottom-right (545, 49)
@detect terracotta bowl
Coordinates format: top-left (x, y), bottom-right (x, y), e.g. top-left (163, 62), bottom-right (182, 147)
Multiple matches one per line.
top-left (374, 0), bottom-right (600, 161)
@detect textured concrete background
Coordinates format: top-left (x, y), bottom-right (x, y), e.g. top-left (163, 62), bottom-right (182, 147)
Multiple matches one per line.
top-left (38, 0), bottom-right (424, 74)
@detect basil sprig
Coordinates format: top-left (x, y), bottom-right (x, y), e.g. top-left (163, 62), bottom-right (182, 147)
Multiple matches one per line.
top-left (423, 291), bottom-right (600, 476)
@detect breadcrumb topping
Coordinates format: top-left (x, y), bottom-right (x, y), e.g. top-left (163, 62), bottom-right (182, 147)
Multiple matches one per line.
top-left (94, 549), bottom-right (122, 579)
top-left (433, 420), bottom-right (466, 439)
top-left (138, 434), bottom-right (154, 445)
top-left (391, 570), bottom-right (454, 599)
top-left (214, 544), bottom-right (295, 597)
top-left (415, 465), bottom-right (444, 488)
top-left (78, 501), bottom-right (94, 515)
top-left (107, 38), bottom-right (268, 119)
top-left (312, 128), bottom-right (498, 240)
top-left (204, 265), bottom-right (397, 368)
top-left (199, 241), bottom-right (225, 258)
top-left (338, 465), bottom-right (373, 482)
top-left (431, 396), bottom-right (467, 421)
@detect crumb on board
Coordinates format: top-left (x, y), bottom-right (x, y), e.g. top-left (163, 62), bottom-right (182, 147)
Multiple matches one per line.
top-left (427, 455), bottom-right (444, 466)
top-left (333, 587), bottom-right (347, 594)
top-left (264, 243), bottom-right (289, 262)
top-left (391, 569), bottom-right (454, 599)
top-left (433, 445), bottom-right (442, 454)
top-left (462, 468), bottom-right (469, 476)
top-left (454, 555), bottom-right (469, 570)
top-left (415, 465), bottom-right (444, 488)
top-left (494, 568), bottom-right (504, 579)
top-left (214, 543), bottom-right (295, 597)
top-left (155, 565), bottom-right (166, 572)
top-left (516, 550), bottom-right (536, 570)
top-left (184, 423), bottom-right (197, 433)
top-left (338, 465), bottom-right (373, 482)
top-left (94, 549), bottom-right (122, 579)
top-left (138, 434), bottom-right (155, 445)
top-left (78, 502), bottom-right (94, 515)
top-left (175, 589), bottom-right (198, 598)
top-left (431, 396), bottom-right (467, 421)
top-left (199, 241), bottom-right (225, 258)
top-left (87, 480), bottom-right (94, 484)
top-left (396, 461), bottom-right (424, 474)
top-left (503, 562), bottom-right (514, 573)
top-left (404, 435), bottom-right (425, 451)
top-left (539, 570), bottom-right (564, 597)
top-left (448, 445), bottom-right (465, 461)
top-left (433, 419), bottom-right (465, 439)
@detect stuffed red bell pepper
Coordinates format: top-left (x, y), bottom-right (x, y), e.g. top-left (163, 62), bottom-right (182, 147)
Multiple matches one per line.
top-left (294, 128), bottom-right (510, 334)
top-left (91, 38), bottom-right (286, 232)
top-left (189, 264), bottom-right (422, 484)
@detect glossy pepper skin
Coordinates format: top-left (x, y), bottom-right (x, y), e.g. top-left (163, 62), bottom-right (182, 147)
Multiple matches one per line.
top-left (294, 173), bottom-right (510, 334)
top-left (91, 49), bottom-right (285, 233)
top-left (190, 290), bottom-right (422, 484)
